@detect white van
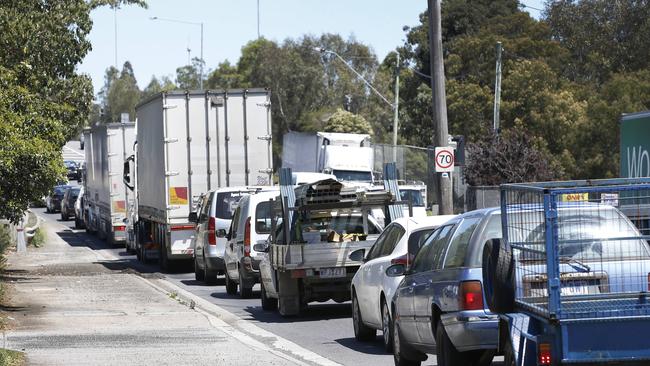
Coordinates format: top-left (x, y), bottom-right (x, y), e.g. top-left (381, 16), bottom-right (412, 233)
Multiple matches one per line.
top-left (224, 189), bottom-right (279, 298)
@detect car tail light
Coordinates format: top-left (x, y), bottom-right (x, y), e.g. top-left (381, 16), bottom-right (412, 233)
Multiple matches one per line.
top-left (114, 226), bottom-right (125, 232)
top-left (391, 254), bottom-right (414, 266)
top-left (208, 217), bottom-right (216, 246)
top-left (538, 343), bottom-right (552, 365)
top-left (460, 281), bottom-right (484, 311)
top-left (244, 217), bottom-right (251, 257)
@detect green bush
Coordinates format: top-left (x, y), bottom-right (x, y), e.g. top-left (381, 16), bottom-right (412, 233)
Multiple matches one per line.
top-left (30, 228), bottom-right (45, 248)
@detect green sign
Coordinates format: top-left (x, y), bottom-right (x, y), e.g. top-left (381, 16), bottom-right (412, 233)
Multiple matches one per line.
top-left (620, 111), bottom-right (650, 178)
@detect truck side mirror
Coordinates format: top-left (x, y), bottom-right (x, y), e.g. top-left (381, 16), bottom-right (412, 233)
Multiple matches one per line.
top-left (188, 211), bottom-right (198, 223)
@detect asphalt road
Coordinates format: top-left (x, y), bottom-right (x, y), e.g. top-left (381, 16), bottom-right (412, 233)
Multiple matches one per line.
top-left (41, 141), bottom-right (503, 366)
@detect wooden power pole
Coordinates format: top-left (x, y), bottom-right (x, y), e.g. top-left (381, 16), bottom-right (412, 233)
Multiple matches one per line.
top-left (428, 0), bottom-right (453, 215)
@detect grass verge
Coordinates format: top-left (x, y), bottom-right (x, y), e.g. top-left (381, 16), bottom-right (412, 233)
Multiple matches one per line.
top-left (0, 348), bottom-right (25, 366)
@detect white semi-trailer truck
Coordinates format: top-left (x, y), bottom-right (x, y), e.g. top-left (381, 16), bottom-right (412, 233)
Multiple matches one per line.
top-left (281, 131), bottom-right (374, 183)
top-left (83, 122), bottom-right (136, 245)
top-left (125, 89), bottom-right (273, 271)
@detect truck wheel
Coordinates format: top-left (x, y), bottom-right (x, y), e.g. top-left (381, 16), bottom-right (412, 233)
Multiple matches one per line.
top-left (482, 239), bottom-right (515, 313)
top-left (393, 319), bottom-right (422, 366)
top-left (204, 269), bottom-right (218, 285)
top-left (240, 285), bottom-right (253, 299)
top-left (260, 282), bottom-right (278, 311)
top-left (436, 325), bottom-right (468, 366)
top-left (352, 292), bottom-right (376, 341)
top-left (61, 212), bottom-right (68, 221)
top-left (225, 271), bottom-right (237, 295)
top-left (74, 217), bottom-right (81, 229)
top-left (159, 233), bottom-right (171, 272)
top-left (194, 255), bottom-right (205, 282)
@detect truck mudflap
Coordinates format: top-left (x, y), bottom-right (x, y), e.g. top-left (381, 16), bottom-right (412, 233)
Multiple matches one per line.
top-left (169, 225), bottom-right (194, 257)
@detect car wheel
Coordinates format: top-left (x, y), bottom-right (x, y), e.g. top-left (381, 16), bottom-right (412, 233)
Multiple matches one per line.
top-left (260, 282), bottom-right (278, 311)
top-left (382, 299), bottom-right (393, 352)
top-left (225, 270), bottom-right (237, 295)
top-left (194, 254), bottom-right (205, 282)
top-left (436, 324), bottom-right (470, 366)
top-left (352, 291), bottom-right (376, 341)
top-left (204, 269), bottom-right (218, 285)
top-left (393, 318), bottom-right (422, 366)
top-left (74, 217), bottom-right (81, 229)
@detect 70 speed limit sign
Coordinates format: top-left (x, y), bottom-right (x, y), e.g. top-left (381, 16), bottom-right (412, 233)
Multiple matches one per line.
top-left (434, 146), bottom-right (455, 172)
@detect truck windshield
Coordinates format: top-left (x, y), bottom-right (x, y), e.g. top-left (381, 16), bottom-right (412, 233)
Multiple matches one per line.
top-left (332, 170), bottom-right (372, 182)
top-left (215, 192), bottom-right (246, 220)
top-left (400, 189), bottom-right (425, 207)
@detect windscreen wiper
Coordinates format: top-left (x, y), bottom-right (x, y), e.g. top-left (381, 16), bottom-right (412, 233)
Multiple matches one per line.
top-left (559, 256), bottom-right (591, 273)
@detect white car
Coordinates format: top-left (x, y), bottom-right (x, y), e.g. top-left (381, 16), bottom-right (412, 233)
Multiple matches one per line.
top-left (350, 214), bottom-right (457, 352)
top-left (224, 189), bottom-right (279, 298)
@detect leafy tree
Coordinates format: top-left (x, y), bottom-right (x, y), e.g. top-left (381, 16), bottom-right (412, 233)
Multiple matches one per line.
top-left (104, 61), bottom-right (141, 122)
top-left (545, 0), bottom-right (650, 83)
top-left (323, 109), bottom-right (373, 135)
top-left (207, 60), bottom-right (243, 89)
top-left (176, 57), bottom-right (204, 90)
top-left (464, 128), bottom-right (562, 186)
top-left (142, 75), bottom-right (176, 98)
top-left (0, 0), bottom-right (146, 222)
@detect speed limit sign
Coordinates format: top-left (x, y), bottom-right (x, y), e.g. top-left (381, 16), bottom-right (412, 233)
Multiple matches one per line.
top-left (434, 146), bottom-right (455, 172)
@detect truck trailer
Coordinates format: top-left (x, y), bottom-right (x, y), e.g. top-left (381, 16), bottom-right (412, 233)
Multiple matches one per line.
top-left (83, 122), bottom-right (136, 245)
top-left (126, 89), bottom-right (273, 271)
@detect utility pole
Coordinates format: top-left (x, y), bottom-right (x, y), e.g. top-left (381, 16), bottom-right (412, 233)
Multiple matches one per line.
top-left (493, 41), bottom-right (503, 134)
top-left (392, 52), bottom-right (400, 163)
top-left (428, 0), bottom-right (453, 215)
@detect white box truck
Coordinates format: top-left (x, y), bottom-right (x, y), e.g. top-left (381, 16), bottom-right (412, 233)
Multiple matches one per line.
top-left (127, 89), bottom-right (273, 271)
top-left (281, 131), bottom-right (374, 183)
top-left (83, 122), bottom-right (136, 245)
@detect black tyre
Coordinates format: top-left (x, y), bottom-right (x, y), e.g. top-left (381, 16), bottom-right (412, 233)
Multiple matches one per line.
top-left (204, 269), bottom-right (218, 285)
top-left (436, 324), bottom-right (468, 366)
top-left (260, 282), bottom-right (278, 311)
top-left (482, 239), bottom-right (515, 313)
top-left (392, 319), bottom-right (422, 366)
top-left (503, 333), bottom-right (516, 366)
top-left (74, 217), bottom-right (81, 229)
top-left (352, 292), bottom-right (376, 341)
top-left (194, 255), bottom-right (205, 282)
top-left (240, 285), bottom-right (253, 299)
top-left (61, 212), bottom-right (68, 221)
top-left (225, 271), bottom-right (237, 295)
top-left (381, 299), bottom-right (393, 352)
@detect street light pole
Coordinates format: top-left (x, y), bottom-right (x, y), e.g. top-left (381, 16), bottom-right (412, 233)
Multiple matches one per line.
top-left (392, 53), bottom-right (400, 163)
top-left (150, 17), bottom-right (204, 89)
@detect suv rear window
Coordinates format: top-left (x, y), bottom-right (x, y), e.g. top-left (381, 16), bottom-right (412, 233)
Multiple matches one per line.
top-left (255, 201), bottom-right (273, 234)
top-left (215, 192), bottom-right (246, 220)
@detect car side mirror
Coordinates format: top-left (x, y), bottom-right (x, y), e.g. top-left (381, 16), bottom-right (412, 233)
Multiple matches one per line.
top-left (216, 229), bottom-right (227, 238)
top-left (348, 248), bottom-right (366, 262)
top-left (386, 264), bottom-right (407, 277)
top-left (253, 243), bottom-right (269, 253)
top-left (188, 212), bottom-right (198, 223)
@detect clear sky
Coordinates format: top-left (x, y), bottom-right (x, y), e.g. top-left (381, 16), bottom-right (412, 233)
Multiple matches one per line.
top-left (79, 0), bottom-right (545, 96)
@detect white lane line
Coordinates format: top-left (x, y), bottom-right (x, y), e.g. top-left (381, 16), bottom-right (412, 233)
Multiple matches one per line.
top-left (62, 145), bottom-right (84, 158)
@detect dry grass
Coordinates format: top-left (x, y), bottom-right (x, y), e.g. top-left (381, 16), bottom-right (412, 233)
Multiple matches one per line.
top-left (0, 348), bottom-right (25, 366)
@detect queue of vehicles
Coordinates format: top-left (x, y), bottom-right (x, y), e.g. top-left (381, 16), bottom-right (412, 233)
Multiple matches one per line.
top-left (49, 90), bottom-right (650, 366)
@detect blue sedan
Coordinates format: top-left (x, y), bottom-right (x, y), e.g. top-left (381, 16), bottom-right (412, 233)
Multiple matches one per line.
top-left (390, 208), bottom-right (501, 366)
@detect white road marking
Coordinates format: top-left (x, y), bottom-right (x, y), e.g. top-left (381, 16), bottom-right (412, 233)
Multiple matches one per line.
top-left (62, 145), bottom-right (84, 158)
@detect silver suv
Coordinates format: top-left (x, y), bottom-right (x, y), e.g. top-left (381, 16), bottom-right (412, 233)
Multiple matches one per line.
top-left (192, 187), bottom-right (266, 285)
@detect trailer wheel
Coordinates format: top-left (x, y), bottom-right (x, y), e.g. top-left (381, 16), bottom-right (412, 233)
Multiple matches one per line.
top-left (482, 239), bottom-right (515, 313)
top-left (260, 282), bottom-right (278, 311)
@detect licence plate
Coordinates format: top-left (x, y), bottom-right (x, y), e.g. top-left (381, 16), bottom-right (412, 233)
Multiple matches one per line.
top-left (320, 267), bottom-right (346, 279)
top-left (561, 281), bottom-right (599, 296)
